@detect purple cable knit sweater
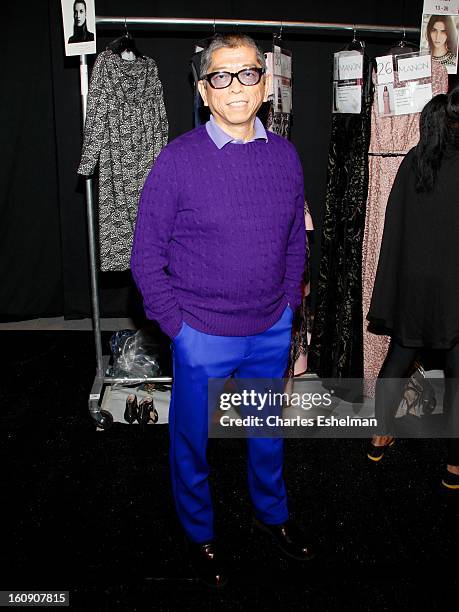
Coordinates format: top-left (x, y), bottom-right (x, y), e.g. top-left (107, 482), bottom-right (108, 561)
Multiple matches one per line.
top-left (131, 124), bottom-right (306, 339)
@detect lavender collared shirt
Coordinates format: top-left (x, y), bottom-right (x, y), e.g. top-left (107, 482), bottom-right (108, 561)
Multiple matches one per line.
top-left (205, 115), bottom-right (268, 148)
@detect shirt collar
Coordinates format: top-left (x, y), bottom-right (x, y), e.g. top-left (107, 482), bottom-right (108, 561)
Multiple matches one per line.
top-left (206, 115), bottom-right (268, 149)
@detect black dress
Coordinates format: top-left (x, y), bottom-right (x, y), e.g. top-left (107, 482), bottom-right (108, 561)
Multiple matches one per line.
top-left (309, 55), bottom-right (373, 378)
top-left (368, 142), bottom-right (459, 349)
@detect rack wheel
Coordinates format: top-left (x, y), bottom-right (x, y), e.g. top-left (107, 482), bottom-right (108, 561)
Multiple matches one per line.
top-left (93, 409), bottom-right (113, 430)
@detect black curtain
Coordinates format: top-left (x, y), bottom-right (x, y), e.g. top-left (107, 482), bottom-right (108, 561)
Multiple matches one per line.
top-left (0, 3), bottom-right (62, 320)
top-left (2, 0), bottom-right (441, 321)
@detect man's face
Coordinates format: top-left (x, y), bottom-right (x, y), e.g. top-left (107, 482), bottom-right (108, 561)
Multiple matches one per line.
top-left (74, 3), bottom-right (86, 27)
top-left (198, 45), bottom-right (270, 133)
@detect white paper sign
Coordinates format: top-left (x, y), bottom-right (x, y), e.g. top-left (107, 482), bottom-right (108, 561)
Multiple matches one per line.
top-left (332, 51), bottom-right (363, 114)
top-left (272, 46), bottom-right (293, 78)
top-left (338, 53), bottom-right (363, 80)
top-left (268, 45), bottom-right (293, 113)
top-left (273, 76), bottom-right (292, 113)
top-left (375, 55), bottom-right (395, 84)
top-left (280, 78), bottom-right (292, 113)
top-left (273, 45), bottom-right (282, 75)
top-left (393, 83), bottom-right (433, 115)
top-left (61, 0), bottom-right (96, 57)
top-left (281, 53), bottom-right (292, 78)
top-left (334, 85), bottom-right (362, 114)
top-left (397, 54), bottom-right (432, 81)
top-left (422, 1), bottom-right (459, 14)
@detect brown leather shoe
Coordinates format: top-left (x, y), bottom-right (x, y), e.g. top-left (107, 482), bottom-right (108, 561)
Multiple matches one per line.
top-left (188, 541), bottom-right (229, 588)
top-left (253, 518), bottom-right (315, 561)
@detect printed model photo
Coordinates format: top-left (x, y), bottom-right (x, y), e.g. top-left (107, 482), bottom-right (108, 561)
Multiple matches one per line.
top-left (68, 0), bottom-right (94, 43)
top-left (61, 0), bottom-right (96, 56)
top-left (377, 83), bottom-right (395, 115)
top-left (420, 13), bottom-right (459, 74)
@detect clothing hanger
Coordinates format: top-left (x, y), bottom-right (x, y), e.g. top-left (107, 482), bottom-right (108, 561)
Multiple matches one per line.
top-left (386, 27), bottom-right (419, 56)
top-left (277, 20), bottom-right (283, 43)
top-left (272, 21), bottom-right (283, 49)
top-left (344, 28), bottom-right (365, 52)
top-left (339, 27), bottom-right (372, 98)
top-left (107, 17), bottom-right (143, 58)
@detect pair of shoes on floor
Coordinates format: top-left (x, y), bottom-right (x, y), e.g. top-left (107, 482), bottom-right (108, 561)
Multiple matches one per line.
top-left (188, 541), bottom-right (229, 588)
top-left (252, 517), bottom-right (316, 561)
top-left (124, 394), bottom-right (158, 426)
top-left (441, 469), bottom-right (459, 490)
top-left (366, 437), bottom-right (395, 462)
top-left (189, 518), bottom-right (315, 587)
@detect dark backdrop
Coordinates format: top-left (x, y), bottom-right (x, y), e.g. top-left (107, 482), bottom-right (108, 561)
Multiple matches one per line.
top-left (1, 0), bottom-right (455, 320)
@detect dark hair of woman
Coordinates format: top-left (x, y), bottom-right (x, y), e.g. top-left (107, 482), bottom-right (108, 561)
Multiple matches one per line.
top-left (446, 85), bottom-right (459, 124)
top-left (413, 92), bottom-right (453, 193)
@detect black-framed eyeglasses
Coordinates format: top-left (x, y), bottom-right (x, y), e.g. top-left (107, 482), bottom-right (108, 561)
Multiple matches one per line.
top-left (202, 67), bottom-right (265, 89)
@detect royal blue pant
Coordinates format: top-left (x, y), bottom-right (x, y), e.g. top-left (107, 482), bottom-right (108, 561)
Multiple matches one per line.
top-left (169, 305), bottom-right (293, 543)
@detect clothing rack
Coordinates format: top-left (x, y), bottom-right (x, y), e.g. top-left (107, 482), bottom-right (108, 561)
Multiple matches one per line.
top-left (95, 16), bottom-right (420, 35)
top-left (81, 15), bottom-right (421, 428)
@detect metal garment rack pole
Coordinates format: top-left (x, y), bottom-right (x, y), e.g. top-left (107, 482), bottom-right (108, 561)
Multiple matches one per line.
top-left (79, 55), bottom-right (103, 380)
top-left (95, 16), bottom-right (420, 35)
top-left (81, 15), bottom-right (420, 426)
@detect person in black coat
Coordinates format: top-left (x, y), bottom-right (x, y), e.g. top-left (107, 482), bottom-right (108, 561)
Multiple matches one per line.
top-left (366, 89), bottom-right (459, 490)
top-left (68, 0), bottom-right (94, 44)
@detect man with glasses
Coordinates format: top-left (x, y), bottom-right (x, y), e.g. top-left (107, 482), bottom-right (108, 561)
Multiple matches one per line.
top-left (131, 34), bottom-right (311, 587)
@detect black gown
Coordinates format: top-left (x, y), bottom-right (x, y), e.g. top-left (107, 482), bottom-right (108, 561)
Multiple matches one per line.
top-left (368, 140), bottom-right (459, 349)
top-left (309, 55), bottom-right (373, 378)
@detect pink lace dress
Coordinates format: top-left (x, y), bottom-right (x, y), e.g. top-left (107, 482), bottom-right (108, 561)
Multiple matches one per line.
top-left (362, 60), bottom-right (448, 395)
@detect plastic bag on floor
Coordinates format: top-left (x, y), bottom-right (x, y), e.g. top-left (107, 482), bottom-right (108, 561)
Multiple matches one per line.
top-left (395, 362), bottom-right (436, 419)
top-left (108, 330), bottom-right (161, 379)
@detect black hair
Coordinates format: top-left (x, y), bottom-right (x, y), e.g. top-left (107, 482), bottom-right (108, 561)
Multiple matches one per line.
top-left (200, 34), bottom-right (266, 78)
top-left (73, 0), bottom-right (87, 11)
top-left (446, 85), bottom-right (459, 124)
top-left (414, 94), bottom-right (448, 192)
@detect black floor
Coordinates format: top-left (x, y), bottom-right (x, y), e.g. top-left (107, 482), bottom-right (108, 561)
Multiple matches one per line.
top-left (1, 331), bottom-right (457, 611)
